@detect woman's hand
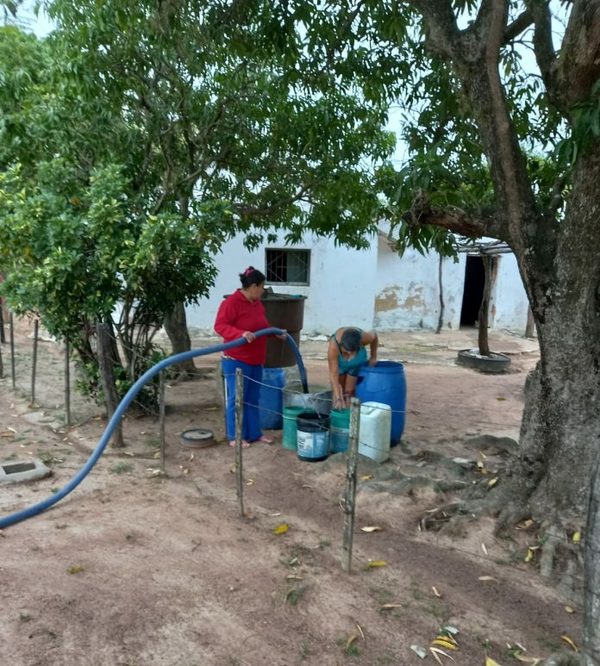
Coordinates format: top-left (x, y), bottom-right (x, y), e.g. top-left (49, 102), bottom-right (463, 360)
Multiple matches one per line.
top-left (333, 395), bottom-right (345, 410)
top-left (242, 331), bottom-right (256, 343)
top-left (368, 355), bottom-right (378, 367)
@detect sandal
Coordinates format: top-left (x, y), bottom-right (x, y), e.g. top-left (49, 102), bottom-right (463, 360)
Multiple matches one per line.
top-left (255, 435), bottom-right (273, 444)
top-left (229, 439), bottom-right (250, 448)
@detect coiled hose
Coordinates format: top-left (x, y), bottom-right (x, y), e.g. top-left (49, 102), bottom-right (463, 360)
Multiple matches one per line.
top-left (0, 328), bottom-right (307, 529)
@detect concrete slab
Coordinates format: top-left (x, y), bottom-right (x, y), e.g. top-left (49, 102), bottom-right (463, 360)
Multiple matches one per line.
top-left (0, 458), bottom-right (52, 485)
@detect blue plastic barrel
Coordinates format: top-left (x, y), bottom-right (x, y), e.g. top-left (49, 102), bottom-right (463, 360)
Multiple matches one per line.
top-left (355, 361), bottom-right (406, 445)
top-left (259, 368), bottom-right (286, 430)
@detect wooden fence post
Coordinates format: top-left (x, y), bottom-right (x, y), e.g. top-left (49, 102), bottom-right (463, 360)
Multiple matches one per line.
top-left (31, 317), bottom-right (39, 406)
top-left (10, 312), bottom-right (15, 390)
top-left (341, 397), bottom-right (361, 572)
top-left (235, 367), bottom-right (245, 518)
top-left (159, 370), bottom-right (166, 474)
top-left (0, 302), bottom-right (5, 344)
top-left (64, 340), bottom-right (71, 426)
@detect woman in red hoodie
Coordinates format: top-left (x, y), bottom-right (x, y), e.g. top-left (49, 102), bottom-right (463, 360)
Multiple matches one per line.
top-left (215, 266), bottom-right (276, 447)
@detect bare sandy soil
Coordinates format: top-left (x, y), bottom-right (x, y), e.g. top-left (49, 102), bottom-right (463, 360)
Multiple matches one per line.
top-left (0, 319), bottom-right (582, 666)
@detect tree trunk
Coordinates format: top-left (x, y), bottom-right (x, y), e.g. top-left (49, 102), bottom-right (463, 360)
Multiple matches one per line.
top-left (436, 254), bottom-right (444, 334)
top-left (96, 322), bottom-right (124, 448)
top-left (477, 255), bottom-right (492, 356)
top-left (584, 458), bottom-right (600, 666)
top-left (517, 145), bottom-right (600, 663)
top-left (163, 301), bottom-right (196, 378)
top-left (511, 143), bottom-right (600, 520)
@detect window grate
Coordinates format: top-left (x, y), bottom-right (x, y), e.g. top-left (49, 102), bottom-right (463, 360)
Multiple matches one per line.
top-left (265, 249), bottom-right (310, 285)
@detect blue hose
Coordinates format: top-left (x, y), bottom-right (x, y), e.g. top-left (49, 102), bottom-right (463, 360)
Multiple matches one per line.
top-left (0, 328), bottom-right (307, 529)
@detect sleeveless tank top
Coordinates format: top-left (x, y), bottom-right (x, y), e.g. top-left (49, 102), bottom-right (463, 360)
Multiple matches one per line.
top-left (331, 329), bottom-right (368, 374)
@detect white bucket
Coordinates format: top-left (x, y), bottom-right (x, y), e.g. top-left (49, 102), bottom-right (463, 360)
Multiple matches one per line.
top-left (359, 401), bottom-right (392, 463)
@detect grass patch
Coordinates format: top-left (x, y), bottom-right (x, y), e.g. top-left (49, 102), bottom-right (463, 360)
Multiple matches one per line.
top-left (110, 462), bottom-right (134, 475)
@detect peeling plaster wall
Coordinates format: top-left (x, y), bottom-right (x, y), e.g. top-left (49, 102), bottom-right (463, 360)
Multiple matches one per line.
top-left (373, 236), bottom-right (465, 330)
top-left (184, 229), bottom-right (528, 335)
top-left (185, 231), bottom-right (377, 334)
top-left (489, 253), bottom-right (529, 332)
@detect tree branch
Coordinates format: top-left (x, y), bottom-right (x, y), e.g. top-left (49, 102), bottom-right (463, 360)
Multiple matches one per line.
top-left (556, 0), bottom-right (600, 107)
top-left (523, 1), bottom-right (562, 110)
top-left (503, 9), bottom-right (533, 44)
top-left (409, 0), bottom-right (458, 59)
top-left (403, 190), bottom-right (509, 241)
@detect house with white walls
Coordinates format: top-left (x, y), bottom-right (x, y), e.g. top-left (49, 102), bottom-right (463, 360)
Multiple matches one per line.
top-left (185, 227), bottom-right (530, 336)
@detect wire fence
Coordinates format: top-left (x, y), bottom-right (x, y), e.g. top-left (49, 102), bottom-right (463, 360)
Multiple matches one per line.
top-left (0, 312), bottom-right (210, 425)
top-left (220, 370), bottom-right (406, 435)
top-left (1, 310), bottom-right (406, 463)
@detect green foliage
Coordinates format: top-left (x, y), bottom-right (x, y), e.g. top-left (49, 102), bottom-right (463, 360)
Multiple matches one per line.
top-left (0, 4), bottom-right (396, 397)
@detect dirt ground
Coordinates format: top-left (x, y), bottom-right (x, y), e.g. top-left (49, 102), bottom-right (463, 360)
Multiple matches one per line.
top-left (0, 319), bottom-right (583, 666)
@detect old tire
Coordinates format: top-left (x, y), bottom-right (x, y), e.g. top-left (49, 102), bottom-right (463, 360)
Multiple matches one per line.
top-left (456, 349), bottom-right (511, 374)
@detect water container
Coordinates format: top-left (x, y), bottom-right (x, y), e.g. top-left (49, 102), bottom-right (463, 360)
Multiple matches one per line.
top-left (259, 368), bottom-right (286, 430)
top-left (297, 412), bottom-right (330, 462)
top-left (282, 406), bottom-right (306, 450)
top-left (358, 401), bottom-right (391, 463)
top-left (261, 293), bottom-right (307, 368)
top-left (329, 408), bottom-right (351, 454)
top-left (283, 383), bottom-right (332, 417)
top-left (356, 361), bottom-right (407, 445)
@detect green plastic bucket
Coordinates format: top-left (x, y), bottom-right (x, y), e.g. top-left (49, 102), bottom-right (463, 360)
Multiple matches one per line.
top-left (330, 408), bottom-right (351, 453)
top-left (282, 406), bottom-right (306, 450)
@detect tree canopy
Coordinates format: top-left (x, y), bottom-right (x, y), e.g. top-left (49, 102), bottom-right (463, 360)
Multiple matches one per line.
top-left (0, 0), bottom-right (395, 391)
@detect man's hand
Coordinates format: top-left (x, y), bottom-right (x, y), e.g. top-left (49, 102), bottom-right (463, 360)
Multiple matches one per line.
top-left (243, 331), bottom-right (256, 343)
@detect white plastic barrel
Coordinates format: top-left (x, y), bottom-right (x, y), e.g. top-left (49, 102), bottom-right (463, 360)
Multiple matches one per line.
top-left (359, 401), bottom-right (392, 463)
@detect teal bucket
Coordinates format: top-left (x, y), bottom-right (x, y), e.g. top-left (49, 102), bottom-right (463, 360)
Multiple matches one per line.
top-left (297, 412), bottom-right (330, 462)
top-left (282, 406), bottom-right (306, 450)
top-left (330, 408), bottom-right (350, 453)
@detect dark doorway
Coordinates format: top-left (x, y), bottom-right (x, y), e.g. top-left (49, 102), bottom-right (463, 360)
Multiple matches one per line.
top-left (460, 255), bottom-right (485, 326)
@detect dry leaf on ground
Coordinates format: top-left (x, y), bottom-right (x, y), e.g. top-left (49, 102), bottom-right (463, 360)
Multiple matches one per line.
top-left (366, 559), bottom-right (387, 568)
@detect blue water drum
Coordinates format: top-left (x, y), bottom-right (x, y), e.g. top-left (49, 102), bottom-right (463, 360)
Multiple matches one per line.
top-left (355, 361), bottom-right (406, 445)
top-left (259, 368), bottom-right (286, 430)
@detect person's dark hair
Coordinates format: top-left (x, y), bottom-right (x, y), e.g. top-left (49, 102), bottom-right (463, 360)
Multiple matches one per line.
top-left (239, 266), bottom-right (266, 289)
top-left (340, 328), bottom-right (361, 352)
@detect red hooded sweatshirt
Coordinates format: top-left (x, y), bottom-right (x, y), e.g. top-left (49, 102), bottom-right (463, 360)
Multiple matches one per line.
top-left (214, 289), bottom-right (270, 365)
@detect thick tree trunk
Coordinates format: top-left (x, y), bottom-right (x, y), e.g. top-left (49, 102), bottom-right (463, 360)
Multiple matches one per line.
top-left (503, 145), bottom-right (600, 664)
top-left (584, 459), bottom-right (600, 666)
top-left (513, 145), bottom-right (600, 521)
top-left (163, 301), bottom-right (196, 378)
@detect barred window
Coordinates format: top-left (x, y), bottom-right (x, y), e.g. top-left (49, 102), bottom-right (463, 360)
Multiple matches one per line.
top-left (265, 249), bottom-right (310, 285)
